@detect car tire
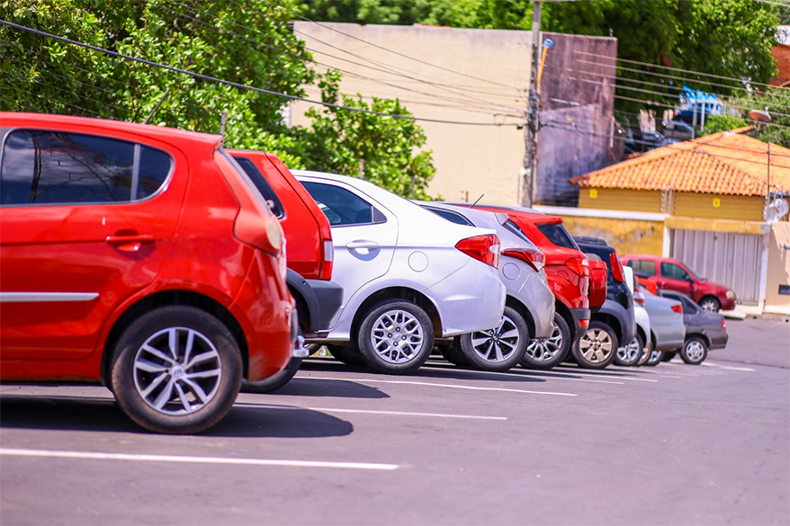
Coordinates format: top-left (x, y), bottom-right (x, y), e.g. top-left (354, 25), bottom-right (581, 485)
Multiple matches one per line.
top-left (438, 339), bottom-right (470, 367)
top-left (111, 306), bottom-right (242, 434)
top-left (646, 349), bottom-right (665, 366)
top-left (358, 300), bottom-right (434, 374)
top-left (241, 357), bottom-right (301, 394)
top-left (521, 312), bottom-right (570, 370)
top-left (699, 296), bottom-right (722, 312)
top-left (614, 332), bottom-right (644, 367)
top-left (662, 351), bottom-right (677, 362)
top-left (637, 336), bottom-right (655, 366)
top-left (459, 306), bottom-right (529, 372)
top-left (326, 344), bottom-right (365, 365)
top-left (680, 336), bottom-right (708, 365)
top-left (573, 321), bottom-right (618, 369)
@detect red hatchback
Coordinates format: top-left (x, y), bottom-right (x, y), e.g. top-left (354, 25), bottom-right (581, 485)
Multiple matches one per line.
top-left (0, 113), bottom-right (296, 433)
top-left (621, 254), bottom-right (736, 312)
top-left (455, 204), bottom-right (592, 367)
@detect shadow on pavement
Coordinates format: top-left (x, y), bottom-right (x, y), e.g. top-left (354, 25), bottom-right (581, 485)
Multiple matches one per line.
top-left (0, 395), bottom-right (353, 439)
top-left (263, 377), bottom-right (390, 399)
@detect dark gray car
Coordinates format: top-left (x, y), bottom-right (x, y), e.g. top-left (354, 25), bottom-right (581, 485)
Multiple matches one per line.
top-left (660, 290), bottom-right (728, 364)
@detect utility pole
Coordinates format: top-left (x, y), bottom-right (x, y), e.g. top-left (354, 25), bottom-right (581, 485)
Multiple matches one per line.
top-left (523, 0), bottom-right (542, 207)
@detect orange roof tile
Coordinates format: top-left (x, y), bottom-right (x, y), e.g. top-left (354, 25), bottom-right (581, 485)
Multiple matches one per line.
top-left (570, 127), bottom-right (790, 196)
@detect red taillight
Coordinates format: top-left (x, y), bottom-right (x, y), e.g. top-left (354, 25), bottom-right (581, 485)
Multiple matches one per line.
top-left (671, 303), bottom-right (683, 314)
top-left (234, 209), bottom-right (283, 256)
top-left (502, 247), bottom-right (545, 272)
top-left (456, 234), bottom-right (500, 268)
top-left (722, 318), bottom-right (726, 328)
top-left (566, 256), bottom-right (590, 277)
top-left (579, 319), bottom-right (589, 328)
top-left (319, 239), bottom-right (334, 280)
top-left (610, 252), bottom-right (626, 282)
top-left (633, 285), bottom-right (646, 306)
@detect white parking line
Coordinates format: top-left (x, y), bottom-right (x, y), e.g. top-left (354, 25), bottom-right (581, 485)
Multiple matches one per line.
top-left (0, 448), bottom-right (399, 471)
top-left (234, 402), bottom-right (507, 420)
top-left (419, 363), bottom-right (625, 385)
top-left (701, 362), bottom-right (756, 372)
top-left (348, 379), bottom-right (578, 397)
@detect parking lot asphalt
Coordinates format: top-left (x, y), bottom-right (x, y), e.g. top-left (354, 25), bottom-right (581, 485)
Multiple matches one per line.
top-left (1, 317), bottom-right (788, 525)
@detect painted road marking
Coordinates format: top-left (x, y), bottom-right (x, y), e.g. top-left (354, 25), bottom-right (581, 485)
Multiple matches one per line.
top-left (234, 402), bottom-right (507, 420)
top-left (701, 362), bottom-right (756, 372)
top-left (348, 379), bottom-right (578, 397)
top-left (0, 448), bottom-right (399, 471)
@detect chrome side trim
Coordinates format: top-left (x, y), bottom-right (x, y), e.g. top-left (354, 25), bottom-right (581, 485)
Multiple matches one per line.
top-left (0, 292), bottom-right (99, 303)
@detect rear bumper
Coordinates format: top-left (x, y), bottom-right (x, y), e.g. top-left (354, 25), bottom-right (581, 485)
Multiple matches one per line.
top-left (569, 307), bottom-right (591, 339)
top-left (286, 270), bottom-right (343, 336)
top-left (708, 329), bottom-right (729, 350)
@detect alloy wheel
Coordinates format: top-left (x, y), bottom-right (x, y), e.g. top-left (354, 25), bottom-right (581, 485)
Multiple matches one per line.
top-left (525, 323), bottom-right (562, 363)
top-left (133, 326), bottom-right (222, 415)
top-left (578, 328), bottom-right (614, 364)
top-left (370, 309), bottom-right (425, 364)
top-left (684, 339), bottom-right (706, 362)
top-left (469, 314), bottom-right (521, 363)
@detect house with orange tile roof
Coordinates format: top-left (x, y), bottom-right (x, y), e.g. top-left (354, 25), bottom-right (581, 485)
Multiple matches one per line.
top-left (554, 127), bottom-right (790, 315)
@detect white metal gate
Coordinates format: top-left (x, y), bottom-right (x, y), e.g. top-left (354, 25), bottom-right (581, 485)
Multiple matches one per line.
top-left (669, 229), bottom-right (764, 306)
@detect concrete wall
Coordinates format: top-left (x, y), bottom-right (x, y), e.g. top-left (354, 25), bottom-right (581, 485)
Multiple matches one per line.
top-left (289, 23), bottom-right (616, 206)
top-left (536, 33), bottom-right (618, 206)
top-left (765, 221), bottom-right (790, 314)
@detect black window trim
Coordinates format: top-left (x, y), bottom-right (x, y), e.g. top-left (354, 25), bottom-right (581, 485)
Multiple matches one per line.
top-left (0, 126), bottom-right (174, 207)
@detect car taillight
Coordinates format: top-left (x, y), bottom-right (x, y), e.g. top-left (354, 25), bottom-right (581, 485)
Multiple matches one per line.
top-left (456, 234), bottom-right (500, 268)
top-left (633, 285), bottom-right (646, 306)
top-left (722, 318), bottom-right (726, 328)
top-left (671, 303), bottom-right (683, 314)
top-left (566, 256), bottom-right (590, 277)
top-left (502, 247), bottom-right (545, 272)
top-left (234, 209), bottom-right (283, 256)
top-left (319, 239), bottom-right (334, 280)
top-left (610, 252), bottom-right (626, 282)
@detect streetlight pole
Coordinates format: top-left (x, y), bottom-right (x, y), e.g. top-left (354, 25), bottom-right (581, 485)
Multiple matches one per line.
top-left (523, 0), bottom-right (541, 207)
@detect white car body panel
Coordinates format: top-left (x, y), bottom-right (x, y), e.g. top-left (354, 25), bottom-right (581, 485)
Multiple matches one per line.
top-left (624, 267), bottom-right (651, 343)
top-left (293, 171), bottom-right (506, 342)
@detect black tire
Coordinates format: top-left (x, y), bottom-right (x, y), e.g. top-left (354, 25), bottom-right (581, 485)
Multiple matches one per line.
top-left (699, 296), bottom-right (721, 312)
top-left (646, 349), bottom-right (665, 366)
top-left (438, 339), bottom-right (470, 367)
top-left (521, 312), bottom-right (570, 370)
top-left (615, 332), bottom-right (644, 367)
top-left (357, 300), bottom-right (434, 374)
top-left (637, 335), bottom-right (655, 366)
top-left (459, 306), bottom-right (529, 372)
top-left (573, 321), bottom-right (618, 369)
top-left (662, 350), bottom-right (677, 362)
top-left (241, 357), bottom-right (301, 393)
top-left (111, 306), bottom-right (242, 434)
top-left (326, 344), bottom-right (365, 365)
top-left (680, 336), bottom-right (708, 365)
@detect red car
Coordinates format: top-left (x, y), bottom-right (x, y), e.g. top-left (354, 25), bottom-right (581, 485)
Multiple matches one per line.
top-left (455, 204), bottom-right (592, 368)
top-left (621, 254), bottom-right (736, 312)
top-left (230, 150), bottom-right (343, 391)
top-left (0, 113), bottom-right (297, 433)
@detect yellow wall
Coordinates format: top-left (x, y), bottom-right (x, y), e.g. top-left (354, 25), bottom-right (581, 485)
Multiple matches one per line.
top-left (578, 188), bottom-right (662, 212)
top-left (559, 216), bottom-right (665, 256)
top-left (765, 221), bottom-right (790, 314)
top-left (673, 193), bottom-right (764, 221)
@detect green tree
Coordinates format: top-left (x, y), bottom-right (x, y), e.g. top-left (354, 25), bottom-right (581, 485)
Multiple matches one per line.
top-left (701, 88), bottom-right (790, 146)
top-left (0, 0), bottom-right (436, 197)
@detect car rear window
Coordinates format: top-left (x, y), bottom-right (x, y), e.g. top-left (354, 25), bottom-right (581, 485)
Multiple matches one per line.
top-left (536, 223), bottom-right (579, 250)
top-left (1, 129), bottom-right (171, 205)
top-left (504, 219), bottom-right (533, 244)
top-left (233, 156), bottom-right (285, 218)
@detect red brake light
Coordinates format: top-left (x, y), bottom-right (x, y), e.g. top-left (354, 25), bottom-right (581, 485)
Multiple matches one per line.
top-left (502, 248), bottom-right (545, 272)
top-left (456, 234), bottom-right (500, 268)
top-left (610, 252), bottom-right (626, 282)
top-left (566, 256), bottom-right (590, 277)
top-left (319, 239), bottom-right (334, 280)
top-left (671, 303), bottom-right (683, 314)
top-left (722, 318), bottom-right (726, 328)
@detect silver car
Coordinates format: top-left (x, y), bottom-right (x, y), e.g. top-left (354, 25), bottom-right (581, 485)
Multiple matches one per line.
top-left (419, 202), bottom-right (555, 372)
top-left (294, 170), bottom-right (506, 375)
top-left (640, 289), bottom-right (686, 366)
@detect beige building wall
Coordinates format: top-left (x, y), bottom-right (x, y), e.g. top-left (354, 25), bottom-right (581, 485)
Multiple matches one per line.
top-left (765, 221), bottom-right (790, 314)
top-left (290, 22), bottom-right (531, 204)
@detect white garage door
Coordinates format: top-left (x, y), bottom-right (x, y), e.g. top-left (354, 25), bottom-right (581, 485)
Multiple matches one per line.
top-left (669, 229), bottom-right (764, 306)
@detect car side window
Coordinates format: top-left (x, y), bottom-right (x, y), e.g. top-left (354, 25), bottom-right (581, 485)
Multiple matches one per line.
top-left (302, 181), bottom-right (386, 226)
top-left (630, 259), bottom-right (656, 276)
top-left (1, 130), bottom-right (171, 205)
top-left (233, 156), bottom-right (285, 219)
top-left (661, 262), bottom-right (690, 281)
top-left (425, 207), bottom-right (473, 226)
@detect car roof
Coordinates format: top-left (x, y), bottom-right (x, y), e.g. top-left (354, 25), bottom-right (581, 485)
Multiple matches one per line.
top-left (1, 112), bottom-right (221, 149)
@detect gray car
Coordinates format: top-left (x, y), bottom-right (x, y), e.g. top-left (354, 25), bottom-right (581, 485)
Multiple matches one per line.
top-left (419, 202), bottom-right (555, 372)
top-left (640, 289), bottom-right (686, 366)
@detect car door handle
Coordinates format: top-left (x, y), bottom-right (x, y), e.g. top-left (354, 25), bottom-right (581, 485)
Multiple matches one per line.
top-left (346, 240), bottom-right (380, 250)
top-left (106, 234), bottom-right (155, 253)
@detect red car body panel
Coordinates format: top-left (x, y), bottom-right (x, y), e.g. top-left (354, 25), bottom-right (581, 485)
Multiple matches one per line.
top-left (228, 150), bottom-right (333, 281)
top-left (588, 259), bottom-right (608, 309)
top-left (621, 254), bottom-right (736, 311)
top-left (0, 112), bottom-right (292, 383)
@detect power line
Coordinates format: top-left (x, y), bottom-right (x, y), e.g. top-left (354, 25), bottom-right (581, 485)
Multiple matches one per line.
top-left (0, 19), bottom-right (521, 127)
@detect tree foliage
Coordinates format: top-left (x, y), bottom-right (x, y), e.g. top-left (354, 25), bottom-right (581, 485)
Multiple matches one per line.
top-left (701, 88), bottom-right (790, 147)
top-left (0, 0), bottom-right (435, 196)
